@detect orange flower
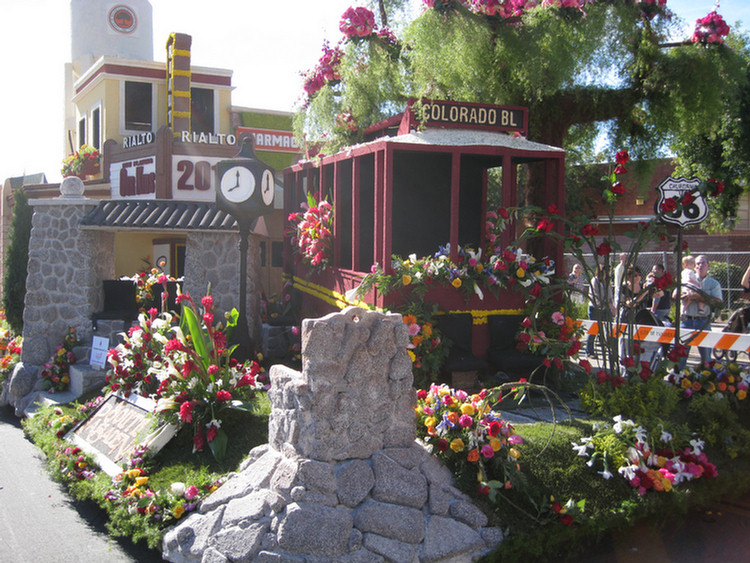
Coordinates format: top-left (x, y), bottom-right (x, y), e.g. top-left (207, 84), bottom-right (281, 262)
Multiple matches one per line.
top-left (691, 381), bottom-right (702, 392)
top-left (403, 314), bottom-right (417, 325)
top-left (446, 411), bottom-right (460, 425)
top-left (467, 449), bottom-right (480, 462)
top-left (718, 382), bottom-right (727, 392)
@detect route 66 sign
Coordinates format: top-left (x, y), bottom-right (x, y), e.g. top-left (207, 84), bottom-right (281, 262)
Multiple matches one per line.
top-left (655, 177), bottom-right (708, 227)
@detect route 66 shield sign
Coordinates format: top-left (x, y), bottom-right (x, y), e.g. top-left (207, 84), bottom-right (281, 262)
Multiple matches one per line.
top-left (655, 176), bottom-right (708, 227)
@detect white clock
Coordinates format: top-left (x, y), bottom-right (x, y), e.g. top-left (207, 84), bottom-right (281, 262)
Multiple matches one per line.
top-left (261, 169), bottom-right (275, 206)
top-left (220, 166), bottom-right (255, 203)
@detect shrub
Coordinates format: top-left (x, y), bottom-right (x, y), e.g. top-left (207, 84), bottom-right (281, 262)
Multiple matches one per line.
top-left (2, 189), bottom-right (32, 333)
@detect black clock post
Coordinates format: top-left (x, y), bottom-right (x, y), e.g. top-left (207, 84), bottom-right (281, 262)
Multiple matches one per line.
top-left (215, 135), bottom-right (276, 361)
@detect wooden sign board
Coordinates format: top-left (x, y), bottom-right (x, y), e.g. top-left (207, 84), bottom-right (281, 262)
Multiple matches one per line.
top-left (66, 394), bottom-right (176, 476)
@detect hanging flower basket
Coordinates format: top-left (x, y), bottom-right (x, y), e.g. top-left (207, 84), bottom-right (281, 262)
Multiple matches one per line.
top-left (61, 144), bottom-right (100, 178)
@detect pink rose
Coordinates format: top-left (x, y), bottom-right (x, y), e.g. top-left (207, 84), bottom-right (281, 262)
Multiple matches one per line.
top-left (184, 485), bottom-right (200, 501)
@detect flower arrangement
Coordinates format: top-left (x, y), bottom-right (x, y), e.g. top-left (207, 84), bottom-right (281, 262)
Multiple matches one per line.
top-left (400, 303), bottom-right (450, 387)
top-left (691, 10), bottom-right (730, 45)
top-left (104, 445), bottom-right (222, 525)
top-left (41, 327), bottom-right (80, 393)
top-left (339, 6), bottom-right (376, 39)
top-left (288, 192), bottom-right (334, 271)
top-left (104, 308), bottom-right (173, 398)
top-left (415, 383), bottom-right (525, 495)
top-left (61, 144), bottom-right (100, 177)
top-left (515, 305), bottom-right (584, 370)
top-left (665, 361), bottom-right (750, 402)
top-left (129, 269), bottom-right (177, 310)
top-left (572, 416), bottom-right (717, 495)
top-left (0, 327), bottom-right (22, 384)
top-left (302, 42), bottom-right (343, 102)
top-left (152, 292), bottom-right (266, 461)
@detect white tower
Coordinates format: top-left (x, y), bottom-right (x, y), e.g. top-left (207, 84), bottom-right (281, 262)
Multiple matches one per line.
top-left (70, 0), bottom-right (154, 74)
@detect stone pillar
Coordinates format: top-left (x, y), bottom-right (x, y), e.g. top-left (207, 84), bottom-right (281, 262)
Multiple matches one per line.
top-left (22, 191), bottom-right (114, 365)
top-left (184, 230), bottom-right (262, 346)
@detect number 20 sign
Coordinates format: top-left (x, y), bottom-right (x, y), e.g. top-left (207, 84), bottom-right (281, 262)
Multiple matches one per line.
top-left (655, 177), bottom-right (708, 227)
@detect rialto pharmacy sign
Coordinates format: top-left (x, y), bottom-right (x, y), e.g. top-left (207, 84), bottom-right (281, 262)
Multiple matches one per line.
top-left (235, 127), bottom-right (300, 154)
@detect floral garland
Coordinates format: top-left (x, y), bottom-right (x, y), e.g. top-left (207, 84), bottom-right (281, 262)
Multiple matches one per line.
top-left (339, 6), bottom-right (376, 39)
top-left (665, 361), bottom-right (750, 402)
top-left (572, 416), bottom-right (717, 495)
top-left (302, 42), bottom-right (343, 102)
top-left (287, 193), bottom-right (333, 271)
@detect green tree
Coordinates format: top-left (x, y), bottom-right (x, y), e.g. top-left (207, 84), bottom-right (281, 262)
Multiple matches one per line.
top-left (3, 189), bottom-right (32, 333)
top-left (295, 0), bottom-right (749, 227)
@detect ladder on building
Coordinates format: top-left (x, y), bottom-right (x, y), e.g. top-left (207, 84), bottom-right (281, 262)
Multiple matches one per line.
top-left (166, 33), bottom-right (192, 137)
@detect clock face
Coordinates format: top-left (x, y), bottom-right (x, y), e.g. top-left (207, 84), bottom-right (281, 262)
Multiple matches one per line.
top-left (220, 166), bottom-right (255, 203)
top-left (261, 169), bottom-right (275, 206)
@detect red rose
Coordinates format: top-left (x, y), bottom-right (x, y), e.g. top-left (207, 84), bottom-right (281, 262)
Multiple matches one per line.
top-left (707, 178), bottom-right (724, 197)
top-left (614, 164), bottom-right (628, 175)
top-left (611, 182), bottom-right (625, 195)
top-left (596, 242), bottom-right (612, 256)
top-left (498, 207), bottom-right (509, 219)
top-left (581, 224), bottom-right (598, 236)
top-left (615, 149), bottom-right (629, 165)
top-left (660, 197), bottom-right (678, 213)
top-left (216, 390), bottom-right (232, 402)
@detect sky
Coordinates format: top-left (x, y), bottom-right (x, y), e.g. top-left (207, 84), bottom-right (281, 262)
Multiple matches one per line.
top-left (0, 0), bottom-right (748, 184)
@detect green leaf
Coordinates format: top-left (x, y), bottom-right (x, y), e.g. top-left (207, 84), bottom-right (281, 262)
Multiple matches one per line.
top-left (208, 428), bottom-right (228, 463)
top-left (181, 304), bottom-right (209, 367)
top-left (225, 308), bottom-right (239, 329)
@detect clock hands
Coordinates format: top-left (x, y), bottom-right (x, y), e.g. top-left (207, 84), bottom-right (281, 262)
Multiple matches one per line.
top-left (228, 170), bottom-right (241, 191)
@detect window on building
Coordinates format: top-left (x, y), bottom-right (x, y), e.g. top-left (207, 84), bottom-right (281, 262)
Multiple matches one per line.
top-left (91, 107), bottom-right (101, 150)
top-left (124, 81), bottom-right (152, 131)
top-left (191, 88), bottom-right (214, 133)
top-left (78, 116), bottom-right (86, 147)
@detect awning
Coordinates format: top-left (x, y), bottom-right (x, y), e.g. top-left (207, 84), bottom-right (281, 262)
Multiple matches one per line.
top-left (79, 200), bottom-right (238, 232)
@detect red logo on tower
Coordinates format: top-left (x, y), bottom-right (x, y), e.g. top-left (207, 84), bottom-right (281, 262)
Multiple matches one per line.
top-left (108, 5), bottom-right (137, 34)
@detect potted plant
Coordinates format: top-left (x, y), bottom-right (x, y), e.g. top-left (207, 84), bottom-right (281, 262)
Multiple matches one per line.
top-left (61, 144), bottom-right (100, 178)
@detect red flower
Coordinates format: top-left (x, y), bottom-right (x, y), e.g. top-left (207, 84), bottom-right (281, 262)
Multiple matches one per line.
top-left (682, 191), bottom-right (695, 206)
top-left (611, 182), bottom-right (625, 195)
top-left (596, 242), bottom-right (612, 256)
top-left (707, 178), bottom-right (724, 197)
top-left (536, 217), bottom-right (554, 233)
top-left (560, 514), bottom-right (574, 526)
top-left (436, 438), bottom-right (449, 452)
top-left (530, 284), bottom-right (542, 298)
top-left (498, 207), bottom-right (509, 220)
top-left (660, 197), bottom-right (678, 213)
top-left (567, 340), bottom-right (582, 356)
top-left (547, 204), bottom-right (561, 215)
top-left (615, 149), bottom-right (630, 165)
top-left (488, 421), bottom-right (502, 437)
top-left (579, 359), bottom-right (591, 374)
top-left (581, 224), bottom-right (598, 237)
top-left (216, 390), bottom-right (232, 402)
top-left (179, 401), bottom-right (193, 423)
top-left (193, 427), bottom-right (205, 452)
top-left (521, 317), bottom-right (532, 328)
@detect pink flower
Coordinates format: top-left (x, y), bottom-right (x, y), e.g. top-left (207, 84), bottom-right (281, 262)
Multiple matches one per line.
top-left (481, 444), bottom-right (495, 458)
top-left (551, 311), bottom-right (565, 325)
top-left (459, 414), bottom-right (474, 428)
top-left (408, 323), bottom-right (421, 337)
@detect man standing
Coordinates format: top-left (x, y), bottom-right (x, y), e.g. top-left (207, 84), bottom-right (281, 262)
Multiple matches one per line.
top-left (613, 252), bottom-right (627, 307)
top-left (680, 255), bottom-right (722, 366)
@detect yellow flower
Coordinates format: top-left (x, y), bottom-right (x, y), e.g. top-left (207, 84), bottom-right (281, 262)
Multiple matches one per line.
top-left (451, 278), bottom-right (462, 288)
top-left (738, 390), bottom-right (747, 400)
top-left (402, 274), bottom-right (412, 286)
top-left (424, 416), bottom-right (437, 428)
top-left (407, 350), bottom-right (416, 362)
top-left (706, 382), bottom-right (716, 393)
top-left (680, 378), bottom-right (692, 389)
top-left (656, 456), bottom-right (667, 467)
top-left (135, 476), bottom-right (149, 487)
top-left (489, 438), bottom-right (502, 451)
top-left (450, 438), bottom-right (465, 452)
top-left (509, 447), bottom-right (521, 459)
top-left (125, 469), bottom-right (142, 480)
top-left (61, 376), bottom-right (70, 384)
top-left (173, 505), bottom-right (186, 519)
top-left (516, 267), bottom-right (525, 278)
top-left (475, 263), bottom-right (483, 273)
top-left (415, 405), bottom-right (424, 416)
top-left (460, 403), bottom-right (475, 416)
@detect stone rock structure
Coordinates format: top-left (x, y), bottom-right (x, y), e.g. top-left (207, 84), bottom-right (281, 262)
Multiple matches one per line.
top-left (163, 307), bottom-right (502, 563)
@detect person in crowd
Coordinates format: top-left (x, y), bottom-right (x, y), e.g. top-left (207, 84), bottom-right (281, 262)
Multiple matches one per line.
top-left (645, 263), bottom-right (672, 324)
top-left (618, 266), bottom-right (649, 358)
top-left (679, 255), bottom-right (722, 367)
top-left (741, 263), bottom-right (750, 294)
top-left (586, 264), bottom-right (614, 360)
top-left (567, 263), bottom-right (586, 303)
top-left (613, 252), bottom-right (627, 307)
top-left (679, 255), bottom-right (703, 313)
